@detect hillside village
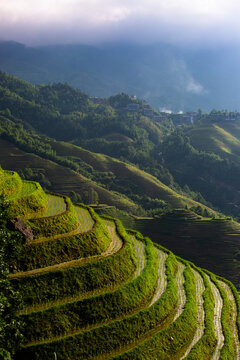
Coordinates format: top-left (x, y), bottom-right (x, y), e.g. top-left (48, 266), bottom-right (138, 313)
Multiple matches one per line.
top-left (90, 96), bottom-right (240, 126)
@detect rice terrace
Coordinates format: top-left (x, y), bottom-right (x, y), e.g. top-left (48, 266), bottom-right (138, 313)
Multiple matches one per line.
top-left (0, 167), bottom-right (240, 359)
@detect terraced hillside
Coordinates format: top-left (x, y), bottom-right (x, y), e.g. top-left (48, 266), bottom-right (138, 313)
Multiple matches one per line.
top-left (1, 169), bottom-right (240, 359)
top-left (0, 137), bottom-right (215, 215)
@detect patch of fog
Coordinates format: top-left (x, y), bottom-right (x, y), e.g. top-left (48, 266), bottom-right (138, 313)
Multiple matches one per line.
top-left (159, 107), bottom-right (172, 114)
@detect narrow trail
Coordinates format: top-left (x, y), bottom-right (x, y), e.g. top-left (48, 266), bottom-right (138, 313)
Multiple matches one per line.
top-left (173, 261), bottom-right (186, 322)
top-left (180, 269), bottom-right (205, 359)
top-left (149, 248), bottom-right (168, 306)
top-left (205, 274), bottom-right (224, 360)
top-left (218, 280), bottom-right (239, 359)
top-left (129, 235), bottom-right (146, 277)
top-left (102, 220), bottom-right (123, 256)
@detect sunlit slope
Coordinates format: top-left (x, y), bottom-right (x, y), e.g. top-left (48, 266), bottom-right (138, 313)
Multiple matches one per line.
top-left (0, 170), bottom-right (48, 218)
top-left (1, 170), bottom-right (240, 359)
top-left (188, 122), bottom-right (240, 161)
top-left (163, 121), bottom-right (240, 215)
top-left (0, 139), bottom-right (138, 213)
top-left (44, 138), bottom-right (216, 214)
top-left (0, 136), bottom-right (217, 215)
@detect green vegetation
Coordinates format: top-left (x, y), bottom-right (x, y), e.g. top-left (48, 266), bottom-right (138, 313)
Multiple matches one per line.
top-left (205, 271), bottom-right (234, 359)
top-left (26, 195), bottom-right (78, 239)
top-left (112, 263), bottom-right (197, 360)
top-left (0, 170), bottom-right (48, 219)
top-left (2, 71), bottom-right (240, 219)
top-left (0, 168), bottom-right (238, 359)
top-left (0, 170), bottom-right (22, 197)
top-left (1, 70), bottom-right (240, 358)
top-left (10, 218), bottom-right (136, 308)
top-left (16, 205), bottom-right (110, 271)
top-left (0, 196), bottom-right (23, 358)
top-left (0, 71), bottom-right (217, 216)
top-left (43, 194), bottom-right (66, 217)
top-left (19, 236), bottom-right (158, 344)
top-left (185, 268), bottom-right (216, 359)
top-left (8, 180), bottom-right (48, 219)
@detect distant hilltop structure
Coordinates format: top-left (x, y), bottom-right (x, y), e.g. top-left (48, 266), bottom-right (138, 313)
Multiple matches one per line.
top-left (89, 96), bottom-right (240, 126)
top-left (180, 112), bottom-right (197, 124)
top-left (90, 97), bottom-right (107, 105)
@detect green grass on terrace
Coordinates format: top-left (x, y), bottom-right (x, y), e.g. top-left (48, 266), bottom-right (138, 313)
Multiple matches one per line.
top-left (14, 205), bottom-right (110, 272)
top-left (26, 195), bottom-right (78, 240)
top-left (21, 181), bottom-right (38, 196)
top-left (7, 180), bottom-right (38, 200)
top-left (0, 170), bottom-right (22, 197)
top-left (7, 180), bottom-right (48, 218)
top-left (18, 248), bottom-right (177, 359)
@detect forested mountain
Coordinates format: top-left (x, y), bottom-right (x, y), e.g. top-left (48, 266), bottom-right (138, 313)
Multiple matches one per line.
top-left (2, 41), bottom-right (240, 111)
top-left (0, 71), bottom-right (214, 217)
top-left (2, 74), bottom-right (240, 360)
top-left (1, 71), bottom-right (240, 217)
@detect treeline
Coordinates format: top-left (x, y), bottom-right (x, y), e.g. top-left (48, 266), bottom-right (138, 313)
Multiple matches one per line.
top-left (2, 71), bottom-right (240, 215)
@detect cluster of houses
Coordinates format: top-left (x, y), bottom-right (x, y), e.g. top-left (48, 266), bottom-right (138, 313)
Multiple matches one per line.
top-left (124, 103), bottom-right (165, 122)
top-left (90, 97), bottom-right (166, 122)
top-left (90, 97), bottom-right (198, 124)
top-left (90, 97), bottom-right (240, 126)
top-left (171, 112), bottom-right (198, 125)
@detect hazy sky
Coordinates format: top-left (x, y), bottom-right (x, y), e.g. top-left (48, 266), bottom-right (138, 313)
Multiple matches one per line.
top-left (1, 0), bottom-right (240, 46)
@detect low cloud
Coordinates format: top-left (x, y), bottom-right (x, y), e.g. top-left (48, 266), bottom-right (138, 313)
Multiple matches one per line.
top-left (186, 79), bottom-right (206, 94)
top-left (1, 0), bottom-right (240, 46)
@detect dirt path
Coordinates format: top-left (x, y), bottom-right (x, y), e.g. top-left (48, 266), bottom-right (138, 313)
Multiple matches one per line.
top-left (205, 274), bottom-right (224, 360)
top-left (218, 280), bottom-right (239, 359)
top-left (102, 219), bottom-right (123, 256)
top-left (180, 269), bottom-right (205, 359)
top-left (149, 248), bottom-right (168, 306)
top-left (173, 262), bottom-right (186, 322)
top-left (128, 235), bottom-right (146, 278)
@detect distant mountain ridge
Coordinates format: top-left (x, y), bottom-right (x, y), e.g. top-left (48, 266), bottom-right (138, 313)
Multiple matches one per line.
top-left (1, 41), bottom-right (240, 111)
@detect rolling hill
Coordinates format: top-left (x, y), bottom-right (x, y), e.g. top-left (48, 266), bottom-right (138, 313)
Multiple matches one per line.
top-left (1, 168), bottom-right (240, 359)
top-left (0, 136), bottom-right (216, 216)
top-left (2, 70), bottom-right (239, 216)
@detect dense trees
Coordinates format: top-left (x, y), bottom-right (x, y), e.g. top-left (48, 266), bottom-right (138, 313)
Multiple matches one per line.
top-left (0, 196), bottom-right (23, 359)
top-left (2, 71), bottom-right (240, 215)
